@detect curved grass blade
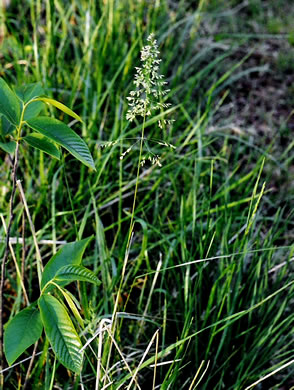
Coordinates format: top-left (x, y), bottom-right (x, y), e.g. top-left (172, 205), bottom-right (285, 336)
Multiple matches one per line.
top-left (4, 305), bottom-right (43, 365)
top-left (39, 294), bottom-right (83, 373)
top-left (23, 133), bottom-right (60, 159)
top-left (26, 116), bottom-right (95, 169)
top-left (55, 265), bottom-right (101, 286)
top-left (0, 78), bottom-right (21, 125)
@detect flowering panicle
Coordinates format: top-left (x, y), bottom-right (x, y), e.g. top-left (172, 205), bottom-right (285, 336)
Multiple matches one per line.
top-left (99, 140), bottom-right (118, 148)
top-left (126, 33), bottom-right (173, 126)
top-left (121, 33), bottom-right (176, 167)
top-left (140, 155), bottom-right (162, 168)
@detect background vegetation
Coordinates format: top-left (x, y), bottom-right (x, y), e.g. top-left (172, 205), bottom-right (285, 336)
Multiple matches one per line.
top-left (0, 0), bottom-right (293, 388)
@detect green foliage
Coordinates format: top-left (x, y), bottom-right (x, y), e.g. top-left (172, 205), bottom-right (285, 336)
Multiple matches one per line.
top-left (55, 265), bottom-right (101, 286)
top-left (38, 294), bottom-right (83, 373)
top-left (0, 78), bottom-right (21, 126)
top-left (1, 0), bottom-right (294, 388)
top-left (3, 237), bottom-right (99, 372)
top-left (4, 305), bottom-right (43, 365)
top-left (289, 31), bottom-right (294, 46)
top-left (41, 237), bottom-right (93, 290)
top-left (15, 83), bottom-right (45, 120)
top-left (23, 133), bottom-right (61, 159)
top-left (0, 115), bottom-right (15, 136)
top-left (26, 117), bottom-right (95, 169)
top-left (0, 140), bottom-right (16, 154)
top-left (0, 77), bottom-right (95, 170)
top-left (34, 97), bottom-right (82, 122)
top-left (0, 74), bottom-right (96, 373)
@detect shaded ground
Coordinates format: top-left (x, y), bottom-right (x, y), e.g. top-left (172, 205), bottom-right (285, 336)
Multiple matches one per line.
top-left (201, 0), bottom-right (294, 138)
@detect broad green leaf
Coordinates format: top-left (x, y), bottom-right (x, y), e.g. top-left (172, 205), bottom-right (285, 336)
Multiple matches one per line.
top-left (41, 237), bottom-right (93, 290)
top-left (15, 82), bottom-right (44, 103)
top-left (0, 115), bottom-right (15, 135)
top-left (55, 265), bottom-right (101, 286)
top-left (26, 117), bottom-right (95, 169)
top-left (39, 294), bottom-right (83, 373)
top-left (33, 97), bottom-right (82, 122)
top-left (24, 101), bottom-right (44, 120)
top-left (0, 78), bottom-right (21, 125)
top-left (23, 133), bottom-right (60, 159)
top-left (15, 82), bottom-right (45, 120)
top-left (4, 305), bottom-right (43, 365)
top-left (0, 140), bottom-right (16, 154)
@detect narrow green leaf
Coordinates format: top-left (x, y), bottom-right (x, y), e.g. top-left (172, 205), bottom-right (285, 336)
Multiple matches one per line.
top-left (41, 237), bottom-right (93, 290)
top-left (26, 117), bottom-right (95, 169)
top-left (4, 305), bottom-right (43, 365)
top-left (55, 265), bottom-right (101, 286)
top-left (57, 287), bottom-right (84, 328)
top-left (33, 97), bottom-right (82, 122)
top-left (0, 140), bottom-right (16, 154)
top-left (39, 294), bottom-right (83, 373)
top-left (15, 82), bottom-right (45, 120)
top-left (64, 289), bottom-right (81, 310)
top-left (23, 133), bottom-right (60, 159)
top-left (0, 78), bottom-right (21, 125)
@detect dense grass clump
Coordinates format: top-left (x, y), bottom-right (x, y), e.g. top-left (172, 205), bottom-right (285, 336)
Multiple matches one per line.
top-left (0, 0), bottom-right (293, 389)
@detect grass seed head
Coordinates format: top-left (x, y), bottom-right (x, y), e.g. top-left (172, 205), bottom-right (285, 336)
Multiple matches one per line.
top-left (126, 33), bottom-right (171, 123)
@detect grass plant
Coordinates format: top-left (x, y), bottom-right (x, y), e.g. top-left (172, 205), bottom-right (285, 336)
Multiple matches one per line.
top-left (0, 0), bottom-right (293, 389)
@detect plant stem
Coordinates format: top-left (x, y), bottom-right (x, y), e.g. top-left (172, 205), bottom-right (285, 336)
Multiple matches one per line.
top-left (17, 180), bottom-right (43, 286)
top-left (111, 113), bottom-right (146, 319)
top-left (0, 107), bottom-right (25, 387)
top-left (118, 113), bottom-right (146, 304)
top-left (103, 115), bottom-right (146, 387)
top-left (0, 140), bottom-right (20, 387)
top-left (22, 341), bottom-right (38, 390)
top-left (127, 114), bottom-right (146, 246)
